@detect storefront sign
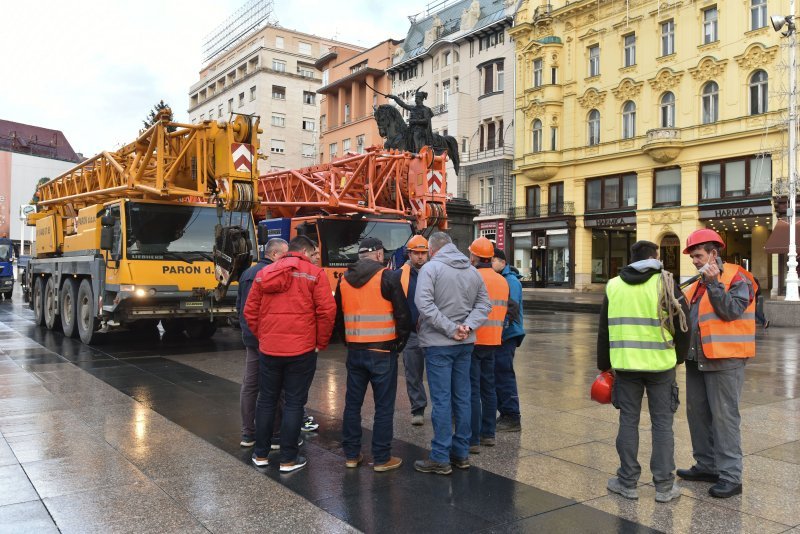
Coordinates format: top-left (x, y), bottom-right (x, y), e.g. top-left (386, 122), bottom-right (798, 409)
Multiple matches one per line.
top-left (584, 215), bottom-right (637, 228)
top-left (698, 204), bottom-right (772, 219)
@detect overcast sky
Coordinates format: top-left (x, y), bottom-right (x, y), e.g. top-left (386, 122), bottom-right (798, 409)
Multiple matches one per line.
top-left (0, 0), bottom-right (431, 156)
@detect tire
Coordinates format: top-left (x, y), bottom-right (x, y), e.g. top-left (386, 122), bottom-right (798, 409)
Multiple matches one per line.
top-left (33, 276), bottom-right (45, 326)
top-left (160, 318), bottom-right (186, 337)
top-left (129, 319), bottom-right (159, 338)
top-left (44, 277), bottom-right (60, 331)
top-left (184, 319), bottom-right (217, 339)
top-left (76, 279), bottom-right (98, 345)
top-left (2, 290), bottom-right (11, 300)
top-left (60, 278), bottom-right (78, 338)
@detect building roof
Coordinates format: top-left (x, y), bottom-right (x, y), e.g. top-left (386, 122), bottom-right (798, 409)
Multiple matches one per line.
top-left (0, 119), bottom-right (80, 163)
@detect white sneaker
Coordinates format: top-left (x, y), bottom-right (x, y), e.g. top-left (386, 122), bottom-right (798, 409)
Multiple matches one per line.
top-left (251, 455), bottom-right (269, 467)
top-left (607, 477), bottom-right (638, 500)
top-left (655, 483), bottom-right (682, 503)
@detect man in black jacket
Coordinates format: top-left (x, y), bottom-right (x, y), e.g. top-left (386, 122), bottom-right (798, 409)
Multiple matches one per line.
top-left (334, 237), bottom-right (412, 472)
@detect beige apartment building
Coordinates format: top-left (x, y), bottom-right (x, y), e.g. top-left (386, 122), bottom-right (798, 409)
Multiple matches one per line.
top-left (188, 26), bottom-right (363, 172)
top-left (317, 39), bottom-right (401, 164)
top-left (510, 0), bottom-right (790, 292)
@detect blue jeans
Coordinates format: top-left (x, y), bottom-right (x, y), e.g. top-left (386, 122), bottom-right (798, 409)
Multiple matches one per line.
top-left (470, 345), bottom-right (497, 445)
top-left (424, 344), bottom-right (473, 463)
top-left (342, 349), bottom-right (399, 464)
top-left (254, 351), bottom-right (317, 463)
top-left (494, 338), bottom-right (521, 419)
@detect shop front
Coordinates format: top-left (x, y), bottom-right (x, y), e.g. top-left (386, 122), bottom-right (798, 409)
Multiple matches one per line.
top-left (509, 220), bottom-right (575, 288)
top-left (584, 214), bottom-right (637, 284)
top-left (476, 219), bottom-right (506, 252)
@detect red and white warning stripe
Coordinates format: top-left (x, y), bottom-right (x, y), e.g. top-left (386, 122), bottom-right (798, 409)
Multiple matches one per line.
top-left (427, 170), bottom-right (442, 194)
top-left (232, 143), bottom-right (253, 172)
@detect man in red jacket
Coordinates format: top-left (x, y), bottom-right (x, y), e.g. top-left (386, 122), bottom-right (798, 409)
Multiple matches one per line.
top-left (244, 236), bottom-right (336, 473)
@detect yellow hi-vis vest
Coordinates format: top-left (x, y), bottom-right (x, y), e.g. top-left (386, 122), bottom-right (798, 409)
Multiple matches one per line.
top-left (606, 274), bottom-right (677, 372)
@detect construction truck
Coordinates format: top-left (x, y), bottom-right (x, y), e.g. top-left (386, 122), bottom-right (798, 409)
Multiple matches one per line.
top-left (0, 236), bottom-right (14, 299)
top-left (255, 145), bottom-right (449, 286)
top-left (23, 110), bottom-right (260, 344)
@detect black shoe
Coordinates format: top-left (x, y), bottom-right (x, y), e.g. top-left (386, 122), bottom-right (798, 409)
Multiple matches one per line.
top-left (676, 466), bottom-right (719, 483)
top-left (496, 417), bottom-right (521, 432)
top-left (414, 459), bottom-right (452, 475)
top-left (709, 480), bottom-right (742, 498)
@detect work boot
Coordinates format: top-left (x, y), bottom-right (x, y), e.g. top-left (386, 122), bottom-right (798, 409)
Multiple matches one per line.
top-left (345, 454), bottom-right (363, 468)
top-left (449, 456), bottom-right (470, 470)
top-left (709, 480), bottom-right (743, 498)
top-left (676, 466), bottom-right (719, 483)
top-left (469, 444), bottom-right (480, 454)
top-left (414, 459), bottom-right (452, 475)
top-left (411, 410), bottom-right (424, 426)
top-left (374, 456), bottom-right (403, 472)
top-left (480, 436), bottom-right (496, 447)
top-left (496, 416), bottom-right (521, 432)
top-left (655, 483), bottom-right (682, 503)
top-left (607, 477), bottom-right (638, 500)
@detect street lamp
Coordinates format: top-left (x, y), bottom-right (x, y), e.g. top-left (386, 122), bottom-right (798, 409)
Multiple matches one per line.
top-left (771, 12), bottom-right (799, 301)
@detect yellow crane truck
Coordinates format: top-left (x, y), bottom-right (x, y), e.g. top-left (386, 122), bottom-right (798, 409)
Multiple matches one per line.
top-left (23, 110), bottom-right (260, 344)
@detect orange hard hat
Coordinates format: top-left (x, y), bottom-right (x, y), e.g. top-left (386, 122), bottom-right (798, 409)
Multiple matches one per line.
top-left (406, 235), bottom-right (429, 252)
top-left (683, 228), bottom-right (726, 254)
top-left (591, 371), bottom-right (615, 404)
top-left (469, 236), bottom-right (495, 259)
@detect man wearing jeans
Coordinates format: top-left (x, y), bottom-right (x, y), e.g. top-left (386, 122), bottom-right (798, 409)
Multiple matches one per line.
top-left (335, 237), bottom-right (411, 472)
top-left (413, 232), bottom-right (491, 474)
top-left (244, 236), bottom-right (336, 473)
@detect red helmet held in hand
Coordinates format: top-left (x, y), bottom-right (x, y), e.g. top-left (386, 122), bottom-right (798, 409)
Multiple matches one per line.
top-left (591, 371), bottom-right (615, 404)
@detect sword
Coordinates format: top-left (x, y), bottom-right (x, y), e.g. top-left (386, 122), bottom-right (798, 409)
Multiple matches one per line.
top-left (365, 81), bottom-right (390, 98)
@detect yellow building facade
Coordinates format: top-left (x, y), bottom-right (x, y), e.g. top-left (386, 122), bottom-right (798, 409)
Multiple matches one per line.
top-left (509, 0), bottom-right (789, 291)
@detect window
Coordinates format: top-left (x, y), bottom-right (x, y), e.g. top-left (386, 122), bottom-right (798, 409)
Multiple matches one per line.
top-left (322, 69), bottom-right (329, 86)
top-left (271, 114), bottom-right (285, 127)
top-left (588, 109), bottom-right (600, 146)
top-left (342, 138), bottom-right (351, 153)
top-left (751, 0), bottom-right (767, 30)
top-left (275, 36), bottom-right (284, 49)
top-left (272, 59), bottom-right (286, 72)
top-left (209, 109), bottom-right (214, 119)
top-left (532, 119), bottom-right (543, 153)
top-left (344, 104), bottom-right (351, 123)
top-left (480, 178), bottom-right (495, 204)
top-left (350, 61), bottom-right (367, 74)
top-left (550, 127), bottom-right (558, 151)
top-left (588, 45), bottom-right (600, 77)
top-left (303, 91), bottom-right (316, 105)
top-left (272, 85), bottom-right (286, 100)
top-left (586, 174), bottom-right (637, 211)
top-left (526, 186), bottom-right (541, 217)
top-left (442, 79), bottom-right (450, 105)
top-left (356, 135), bottom-right (365, 153)
top-left (749, 70), bottom-right (768, 115)
top-left (481, 61), bottom-right (503, 95)
top-left (444, 51), bottom-right (452, 66)
top-left (302, 144), bottom-right (315, 158)
top-left (661, 20), bottom-right (675, 56)
top-left (238, 93), bottom-right (244, 107)
top-left (703, 7), bottom-right (718, 44)
top-left (302, 118), bottom-right (315, 131)
top-left (329, 142), bottom-right (337, 158)
top-left (497, 62), bottom-right (504, 91)
top-left (218, 104), bottom-right (223, 117)
top-left (271, 139), bottom-right (286, 154)
top-left (549, 182), bottom-right (565, 214)
top-left (299, 42), bottom-right (312, 55)
top-left (487, 123), bottom-right (496, 150)
top-left (551, 67), bottom-right (558, 84)
top-left (454, 76), bottom-right (459, 92)
top-left (298, 65), bottom-right (315, 78)
top-left (249, 86), bottom-right (256, 101)
top-left (701, 81), bottom-right (719, 124)
top-left (533, 59), bottom-right (543, 87)
top-left (700, 155), bottom-right (773, 200)
top-left (654, 168), bottom-right (681, 205)
top-left (228, 98), bottom-right (233, 112)
top-left (623, 34), bottom-right (636, 67)
top-left (498, 120), bottom-right (504, 148)
top-left (622, 101), bottom-right (636, 139)
top-left (660, 92), bottom-right (676, 127)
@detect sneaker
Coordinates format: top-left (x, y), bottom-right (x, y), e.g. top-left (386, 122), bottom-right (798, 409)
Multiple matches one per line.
top-left (240, 435), bottom-right (256, 448)
top-left (449, 456), bottom-right (470, 470)
top-left (764, 320), bottom-right (770, 330)
top-left (655, 483), bottom-right (682, 503)
top-left (345, 454), bottom-right (363, 468)
top-left (411, 413), bottom-right (424, 426)
top-left (469, 444), bottom-right (480, 454)
top-left (496, 416), bottom-right (521, 432)
top-left (414, 459), bottom-right (453, 475)
top-left (607, 477), bottom-right (639, 500)
top-left (271, 436), bottom-right (304, 450)
top-left (302, 415), bottom-right (319, 432)
top-left (708, 480), bottom-right (743, 498)
top-left (374, 456), bottom-right (403, 472)
top-left (480, 436), bottom-right (496, 447)
top-left (280, 456), bottom-right (308, 473)
top-left (251, 454), bottom-right (269, 467)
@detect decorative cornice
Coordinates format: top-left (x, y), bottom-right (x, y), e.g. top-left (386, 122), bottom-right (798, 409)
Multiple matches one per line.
top-left (734, 43), bottom-right (779, 70)
top-left (688, 56), bottom-right (728, 82)
top-left (577, 88), bottom-right (607, 109)
top-left (612, 78), bottom-right (643, 101)
top-left (648, 68), bottom-right (684, 92)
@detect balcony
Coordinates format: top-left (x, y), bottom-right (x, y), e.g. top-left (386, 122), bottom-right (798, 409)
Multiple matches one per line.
top-left (431, 103), bottom-right (448, 116)
top-left (508, 201), bottom-right (575, 220)
top-left (463, 145), bottom-right (514, 163)
top-left (474, 203), bottom-right (510, 217)
top-left (642, 128), bottom-right (683, 164)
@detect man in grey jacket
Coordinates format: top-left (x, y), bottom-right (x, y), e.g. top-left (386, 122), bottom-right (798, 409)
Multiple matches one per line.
top-left (413, 232), bottom-right (492, 475)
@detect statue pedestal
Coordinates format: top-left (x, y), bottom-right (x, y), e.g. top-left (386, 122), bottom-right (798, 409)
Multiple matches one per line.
top-left (763, 299), bottom-right (800, 327)
top-left (446, 198), bottom-right (480, 254)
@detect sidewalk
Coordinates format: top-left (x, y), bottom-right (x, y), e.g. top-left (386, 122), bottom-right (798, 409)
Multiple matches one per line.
top-left (521, 288), bottom-right (604, 313)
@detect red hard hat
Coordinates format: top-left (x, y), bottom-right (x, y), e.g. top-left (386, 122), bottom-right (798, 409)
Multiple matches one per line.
top-left (406, 235), bottom-right (429, 252)
top-left (591, 371), bottom-right (615, 404)
top-left (469, 236), bottom-right (495, 259)
top-left (683, 228), bottom-right (726, 254)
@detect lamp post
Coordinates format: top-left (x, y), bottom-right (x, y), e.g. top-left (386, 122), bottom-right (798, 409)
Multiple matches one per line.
top-left (771, 11), bottom-right (799, 301)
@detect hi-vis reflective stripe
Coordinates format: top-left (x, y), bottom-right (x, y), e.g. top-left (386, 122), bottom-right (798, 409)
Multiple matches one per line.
top-left (490, 299), bottom-right (508, 307)
top-left (346, 327), bottom-right (396, 337)
top-left (610, 340), bottom-right (672, 350)
top-left (483, 320), bottom-right (505, 327)
top-left (700, 334), bottom-right (755, 343)
top-left (608, 317), bottom-right (661, 327)
top-left (291, 272), bottom-right (318, 281)
top-left (344, 314), bottom-right (394, 322)
top-left (699, 312), bottom-right (756, 322)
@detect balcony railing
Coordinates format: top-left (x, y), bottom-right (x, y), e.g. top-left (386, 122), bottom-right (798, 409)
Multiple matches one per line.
top-left (431, 103), bottom-right (448, 116)
top-left (508, 201), bottom-right (575, 220)
top-left (463, 145), bottom-right (514, 163)
top-left (474, 203), bottom-right (511, 217)
top-left (645, 128), bottom-right (680, 141)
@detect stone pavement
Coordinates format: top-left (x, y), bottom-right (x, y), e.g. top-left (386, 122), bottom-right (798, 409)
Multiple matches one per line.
top-left (0, 289), bottom-right (798, 533)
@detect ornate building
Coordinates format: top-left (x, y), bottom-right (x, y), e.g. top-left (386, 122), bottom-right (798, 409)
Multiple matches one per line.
top-left (509, 0), bottom-right (789, 291)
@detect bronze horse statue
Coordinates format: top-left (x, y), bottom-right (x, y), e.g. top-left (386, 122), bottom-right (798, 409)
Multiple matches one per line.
top-left (373, 104), bottom-right (460, 176)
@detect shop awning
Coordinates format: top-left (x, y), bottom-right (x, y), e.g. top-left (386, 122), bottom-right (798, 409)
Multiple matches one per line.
top-left (764, 219), bottom-right (800, 254)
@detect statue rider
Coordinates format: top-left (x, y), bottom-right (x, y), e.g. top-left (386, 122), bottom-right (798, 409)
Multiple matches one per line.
top-left (387, 91), bottom-right (434, 153)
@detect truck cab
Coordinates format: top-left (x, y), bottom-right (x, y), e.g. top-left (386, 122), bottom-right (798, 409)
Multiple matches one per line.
top-left (0, 238), bottom-right (14, 299)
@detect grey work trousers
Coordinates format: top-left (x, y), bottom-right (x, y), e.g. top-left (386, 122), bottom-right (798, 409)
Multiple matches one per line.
top-left (240, 346), bottom-right (260, 435)
top-left (685, 360), bottom-right (745, 484)
top-left (402, 332), bottom-right (428, 414)
top-left (612, 368), bottom-right (678, 492)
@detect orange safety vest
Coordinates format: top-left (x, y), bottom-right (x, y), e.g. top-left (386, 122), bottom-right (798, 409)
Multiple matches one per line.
top-left (340, 269), bottom-right (397, 344)
top-left (683, 264), bottom-right (756, 359)
top-left (400, 263), bottom-right (411, 296)
top-left (475, 268), bottom-right (509, 346)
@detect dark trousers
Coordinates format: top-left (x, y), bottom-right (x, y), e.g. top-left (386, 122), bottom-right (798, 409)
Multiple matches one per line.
top-left (254, 351), bottom-right (317, 463)
top-left (342, 349), bottom-right (399, 464)
top-left (470, 345), bottom-right (497, 445)
top-left (494, 338), bottom-right (521, 419)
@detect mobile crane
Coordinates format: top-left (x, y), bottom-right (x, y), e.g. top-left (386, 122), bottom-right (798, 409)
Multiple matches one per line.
top-left (24, 110), bottom-right (260, 344)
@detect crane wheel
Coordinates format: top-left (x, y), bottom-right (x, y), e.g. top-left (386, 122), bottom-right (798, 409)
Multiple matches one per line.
top-left (44, 277), bottom-right (61, 331)
top-left (32, 276), bottom-right (46, 326)
top-left (60, 279), bottom-right (78, 338)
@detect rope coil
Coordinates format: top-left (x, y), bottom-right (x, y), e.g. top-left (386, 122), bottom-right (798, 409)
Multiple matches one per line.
top-left (657, 270), bottom-right (688, 346)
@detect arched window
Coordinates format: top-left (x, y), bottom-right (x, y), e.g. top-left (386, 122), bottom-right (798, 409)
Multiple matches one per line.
top-left (532, 119), bottom-right (543, 153)
top-left (588, 109), bottom-right (600, 146)
top-left (660, 92), bottom-right (675, 127)
top-left (749, 70), bottom-right (768, 115)
top-left (702, 81), bottom-right (719, 124)
top-left (622, 101), bottom-right (636, 139)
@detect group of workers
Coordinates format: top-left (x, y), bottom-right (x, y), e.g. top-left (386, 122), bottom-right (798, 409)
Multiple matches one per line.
top-left (237, 232), bottom-right (524, 473)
